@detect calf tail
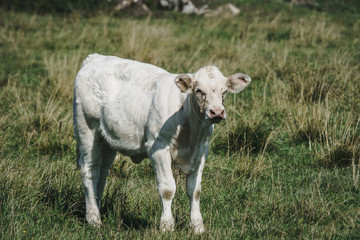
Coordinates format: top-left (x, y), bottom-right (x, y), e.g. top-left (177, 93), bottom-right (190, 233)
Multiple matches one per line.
top-left (76, 143), bottom-right (81, 168)
top-left (73, 91), bottom-right (80, 169)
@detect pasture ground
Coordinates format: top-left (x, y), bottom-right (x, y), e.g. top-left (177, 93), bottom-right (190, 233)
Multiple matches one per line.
top-left (1, 0), bottom-right (360, 239)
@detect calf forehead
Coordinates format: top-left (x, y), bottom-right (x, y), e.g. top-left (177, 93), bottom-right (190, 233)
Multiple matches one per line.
top-left (195, 66), bottom-right (227, 91)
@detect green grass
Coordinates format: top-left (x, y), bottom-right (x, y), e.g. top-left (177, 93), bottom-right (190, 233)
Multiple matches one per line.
top-left (1, 1), bottom-right (360, 238)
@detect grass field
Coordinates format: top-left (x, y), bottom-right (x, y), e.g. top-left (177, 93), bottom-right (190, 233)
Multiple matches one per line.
top-left (1, 0), bottom-right (360, 238)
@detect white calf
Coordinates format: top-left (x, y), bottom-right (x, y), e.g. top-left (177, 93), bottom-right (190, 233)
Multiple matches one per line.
top-left (73, 54), bottom-right (251, 233)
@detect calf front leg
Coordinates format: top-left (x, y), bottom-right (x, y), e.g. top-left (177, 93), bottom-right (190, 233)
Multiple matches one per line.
top-left (186, 156), bottom-right (205, 234)
top-left (150, 145), bottom-right (176, 232)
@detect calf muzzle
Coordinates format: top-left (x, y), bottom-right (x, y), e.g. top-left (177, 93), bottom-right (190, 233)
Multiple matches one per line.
top-left (208, 107), bottom-right (225, 123)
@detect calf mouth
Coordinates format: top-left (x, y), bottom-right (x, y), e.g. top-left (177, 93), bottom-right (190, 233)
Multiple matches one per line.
top-left (210, 117), bottom-right (224, 124)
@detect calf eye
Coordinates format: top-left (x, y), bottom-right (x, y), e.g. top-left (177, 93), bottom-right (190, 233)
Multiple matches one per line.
top-left (195, 89), bottom-right (206, 100)
top-left (222, 90), bottom-right (227, 103)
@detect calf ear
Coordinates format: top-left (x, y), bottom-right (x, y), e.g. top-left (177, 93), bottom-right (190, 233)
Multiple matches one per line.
top-left (175, 74), bottom-right (193, 93)
top-left (226, 73), bottom-right (251, 93)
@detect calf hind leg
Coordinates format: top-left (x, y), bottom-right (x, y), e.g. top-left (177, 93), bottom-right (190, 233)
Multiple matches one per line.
top-left (96, 141), bottom-right (116, 208)
top-left (78, 129), bottom-right (103, 227)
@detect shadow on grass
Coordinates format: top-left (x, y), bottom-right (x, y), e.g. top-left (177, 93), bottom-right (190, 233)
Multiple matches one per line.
top-left (38, 182), bottom-right (86, 221)
top-left (117, 211), bottom-right (150, 230)
top-left (101, 179), bottom-right (152, 230)
top-left (318, 143), bottom-right (360, 168)
top-left (38, 179), bottom-right (151, 229)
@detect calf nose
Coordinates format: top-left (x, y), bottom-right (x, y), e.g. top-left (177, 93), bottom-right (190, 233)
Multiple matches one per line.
top-left (209, 107), bottom-right (225, 119)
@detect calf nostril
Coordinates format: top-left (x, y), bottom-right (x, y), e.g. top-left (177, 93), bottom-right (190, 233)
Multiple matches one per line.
top-left (209, 108), bottom-right (225, 119)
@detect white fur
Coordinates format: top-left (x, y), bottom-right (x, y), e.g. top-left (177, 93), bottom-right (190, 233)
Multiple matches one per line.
top-left (73, 53), bottom-right (250, 233)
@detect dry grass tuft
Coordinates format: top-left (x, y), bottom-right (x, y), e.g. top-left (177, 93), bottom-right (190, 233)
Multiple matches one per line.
top-left (212, 112), bottom-right (277, 154)
top-left (316, 116), bottom-right (360, 168)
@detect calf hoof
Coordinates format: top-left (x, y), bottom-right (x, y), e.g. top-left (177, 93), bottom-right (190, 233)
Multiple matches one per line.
top-left (193, 224), bottom-right (205, 234)
top-left (86, 211), bottom-right (102, 228)
top-left (160, 216), bottom-right (175, 232)
top-left (191, 220), bottom-right (205, 234)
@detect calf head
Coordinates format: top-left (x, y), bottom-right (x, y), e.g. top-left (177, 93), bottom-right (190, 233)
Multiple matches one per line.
top-left (175, 66), bottom-right (251, 123)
